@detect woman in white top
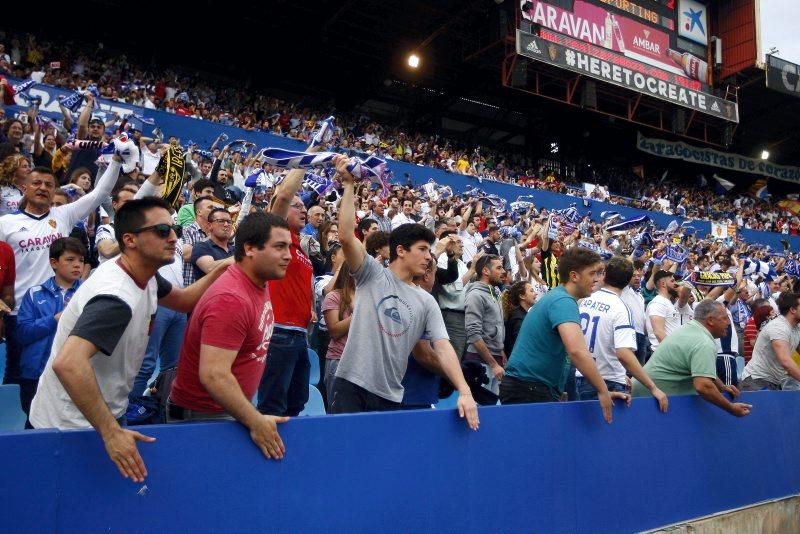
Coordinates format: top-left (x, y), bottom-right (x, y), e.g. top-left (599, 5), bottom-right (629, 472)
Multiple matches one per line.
top-left (0, 153), bottom-right (30, 216)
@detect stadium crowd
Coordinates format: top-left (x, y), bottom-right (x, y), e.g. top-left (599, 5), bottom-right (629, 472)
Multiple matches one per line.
top-left (1, 35), bottom-right (800, 485)
top-left (1, 31), bottom-right (799, 235)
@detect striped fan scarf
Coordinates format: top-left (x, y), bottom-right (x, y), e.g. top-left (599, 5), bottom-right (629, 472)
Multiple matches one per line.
top-left (158, 145), bottom-right (187, 208)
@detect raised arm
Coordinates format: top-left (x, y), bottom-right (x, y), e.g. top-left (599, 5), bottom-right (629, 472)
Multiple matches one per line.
top-left (63, 158), bottom-right (121, 228)
top-left (332, 154), bottom-right (366, 272)
top-left (76, 92), bottom-right (94, 140)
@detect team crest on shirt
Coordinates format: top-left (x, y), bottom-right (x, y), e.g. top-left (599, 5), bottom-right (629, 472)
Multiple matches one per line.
top-left (48, 219), bottom-right (57, 229)
top-left (375, 294), bottom-right (414, 338)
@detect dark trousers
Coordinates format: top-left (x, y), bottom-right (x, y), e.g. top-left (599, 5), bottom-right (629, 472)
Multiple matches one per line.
top-left (19, 377), bottom-right (38, 429)
top-left (635, 332), bottom-right (650, 365)
top-left (329, 377), bottom-right (401, 414)
top-left (499, 376), bottom-right (559, 404)
top-left (256, 327), bottom-right (310, 417)
top-left (3, 315), bottom-right (21, 385)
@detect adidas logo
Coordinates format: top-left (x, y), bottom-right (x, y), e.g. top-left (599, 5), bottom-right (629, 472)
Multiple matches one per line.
top-left (710, 101), bottom-right (720, 112)
top-left (526, 40), bottom-right (542, 54)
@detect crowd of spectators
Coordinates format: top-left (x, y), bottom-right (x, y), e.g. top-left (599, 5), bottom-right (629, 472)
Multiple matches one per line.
top-left (1, 32), bottom-right (800, 486)
top-left (1, 31), bottom-right (799, 236)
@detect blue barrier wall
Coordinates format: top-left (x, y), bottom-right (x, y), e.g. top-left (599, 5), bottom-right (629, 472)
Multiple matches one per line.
top-left (2, 391), bottom-right (798, 533)
top-left (8, 79), bottom-right (800, 251)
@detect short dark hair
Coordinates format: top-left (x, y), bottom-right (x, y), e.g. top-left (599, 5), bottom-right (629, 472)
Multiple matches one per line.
top-left (112, 188), bottom-right (135, 202)
top-left (653, 270), bottom-right (674, 287)
top-left (365, 231), bottom-right (390, 258)
top-left (777, 292), bottom-right (800, 316)
top-left (439, 229), bottom-right (457, 241)
top-left (358, 218), bottom-right (377, 233)
top-left (604, 256), bottom-right (633, 290)
top-left (389, 224), bottom-right (435, 262)
top-left (557, 247), bottom-right (602, 283)
top-left (632, 259), bottom-right (645, 271)
top-left (115, 197), bottom-right (173, 251)
top-left (30, 166), bottom-right (56, 178)
top-left (193, 195), bottom-right (214, 212)
top-left (207, 207), bottom-right (229, 224)
top-left (475, 254), bottom-right (501, 279)
top-left (234, 212), bottom-right (289, 261)
top-left (192, 178), bottom-right (214, 193)
top-left (49, 237), bottom-right (86, 261)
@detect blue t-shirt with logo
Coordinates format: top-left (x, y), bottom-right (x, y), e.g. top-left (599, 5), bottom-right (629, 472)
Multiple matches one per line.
top-left (505, 285), bottom-right (580, 392)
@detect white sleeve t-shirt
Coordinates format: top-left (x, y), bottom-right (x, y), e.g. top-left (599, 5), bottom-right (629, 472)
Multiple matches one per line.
top-left (646, 294), bottom-right (680, 350)
top-left (576, 288), bottom-right (636, 386)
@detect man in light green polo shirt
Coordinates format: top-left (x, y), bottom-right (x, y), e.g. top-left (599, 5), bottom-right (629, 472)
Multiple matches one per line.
top-left (633, 300), bottom-right (752, 417)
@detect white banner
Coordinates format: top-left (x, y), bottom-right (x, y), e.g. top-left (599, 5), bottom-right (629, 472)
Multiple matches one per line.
top-left (636, 132), bottom-right (800, 184)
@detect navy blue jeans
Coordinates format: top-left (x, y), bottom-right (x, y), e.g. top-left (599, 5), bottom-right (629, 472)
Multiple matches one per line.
top-left (257, 327), bottom-right (310, 416)
top-left (575, 377), bottom-right (630, 400)
top-left (130, 306), bottom-right (187, 399)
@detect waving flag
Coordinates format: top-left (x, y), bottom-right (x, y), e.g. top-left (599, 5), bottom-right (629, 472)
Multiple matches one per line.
top-left (59, 89), bottom-right (84, 112)
top-left (600, 211), bottom-right (621, 222)
top-left (309, 116), bottom-right (335, 149)
top-left (712, 174), bottom-right (735, 195)
top-left (261, 147), bottom-right (389, 195)
top-left (606, 215), bottom-right (651, 234)
top-left (742, 258), bottom-right (777, 281)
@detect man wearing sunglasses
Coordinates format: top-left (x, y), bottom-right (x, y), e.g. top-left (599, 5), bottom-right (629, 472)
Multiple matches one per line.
top-left (191, 207), bottom-right (234, 281)
top-left (30, 197), bottom-right (233, 484)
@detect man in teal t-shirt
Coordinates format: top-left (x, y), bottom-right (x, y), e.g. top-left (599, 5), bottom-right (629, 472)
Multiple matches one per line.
top-left (501, 247), bottom-right (628, 423)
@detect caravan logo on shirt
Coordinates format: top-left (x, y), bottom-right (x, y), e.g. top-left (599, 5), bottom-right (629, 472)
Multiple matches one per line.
top-left (19, 232), bottom-right (64, 251)
top-left (376, 294), bottom-right (414, 338)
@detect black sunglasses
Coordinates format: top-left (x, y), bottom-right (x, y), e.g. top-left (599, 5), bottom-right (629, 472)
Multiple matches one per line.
top-left (131, 224), bottom-right (181, 238)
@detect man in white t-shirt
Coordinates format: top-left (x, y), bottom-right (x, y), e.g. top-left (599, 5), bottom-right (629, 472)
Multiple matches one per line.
top-left (457, 201), bottom-right (483, 266)
top-left (576, 257), bottom-right (668, 411)
top-left (30, 197), bottom-right (233, 484)
top-left (741, 291), bottom-right (800, 391)
top-left (646, 270), bottom-right (680, 351)
top-left (620, 260), bottom-right (647, 364)
top-left (0, 139), bottom-right (138, 384)
top-left (391, 199), bottom-right (416, 230)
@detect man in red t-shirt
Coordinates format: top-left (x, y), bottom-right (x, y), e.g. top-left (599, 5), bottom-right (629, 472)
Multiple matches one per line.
top-left (256, 164), bottom-right (317, 416)
top-left (169, 212), bottom-right (293, 459)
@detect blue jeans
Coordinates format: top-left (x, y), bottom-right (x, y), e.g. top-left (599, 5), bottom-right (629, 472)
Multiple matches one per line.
top-left (257, 327), bottom-right (310, 416)
top-left (575, 377), bottom-right (630, 400)
top-left (130, 306), bottom-right (187, 399)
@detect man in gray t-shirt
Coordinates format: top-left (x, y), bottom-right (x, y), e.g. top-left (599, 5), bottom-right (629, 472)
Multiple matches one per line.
top-left (329, 155), bottom-right (479, 430)
top-left (741, 292), bottom-right (800, 391)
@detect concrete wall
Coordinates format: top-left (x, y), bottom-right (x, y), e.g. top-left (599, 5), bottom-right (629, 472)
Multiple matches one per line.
top-left (648, 495), bottom-right (800, 533)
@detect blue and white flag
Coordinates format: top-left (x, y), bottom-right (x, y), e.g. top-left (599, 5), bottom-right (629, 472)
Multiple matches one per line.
top-left (12, 79), bottom-right (35, 94)
top-left (784, 259), bottom-right (799, 277)
top-left (308, 116), bottom-right (335, 149)
top-left (664, 244), bottom-right (688, 263)
top-left (664, 219), bottom-right (679, 235)
top-left (260, 147), bottom-right (389, 195)
top-left (301, 171), bottom-right (335, 196)
top-left (510, 195), bottom-right (536, 212)
top-left (713, 174), bottom-right (735, 195)
top-left (59, 89), bottom-right (84, 112)
top-left (606, 215), bottom-right (651, 234)
top-left (600, 210), bottom-right (621, 221)
top-left (742, 258), bottom-right (777, 281)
